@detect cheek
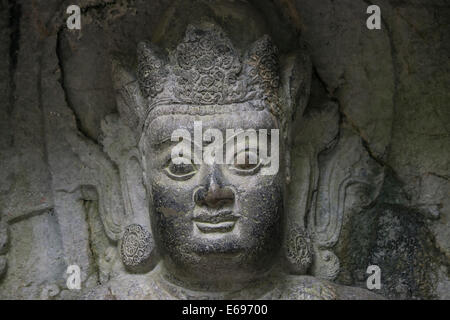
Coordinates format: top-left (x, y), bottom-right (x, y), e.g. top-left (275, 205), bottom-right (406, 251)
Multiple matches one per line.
top-left (233, 176), bottom-right (283, 222)
top-left (148, 183), bottom-right (195, 250)
top-left (150, 182), bottom-right (195, 218)
top-left (145, 154), bottom-right (199, 213)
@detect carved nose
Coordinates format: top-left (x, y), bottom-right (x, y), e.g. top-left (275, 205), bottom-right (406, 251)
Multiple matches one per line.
top-left (194, 171), bottom-right (235, 208)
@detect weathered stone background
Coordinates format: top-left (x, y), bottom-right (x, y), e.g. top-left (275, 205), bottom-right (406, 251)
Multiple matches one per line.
top-left (0, 0), bottom-right (448, 299)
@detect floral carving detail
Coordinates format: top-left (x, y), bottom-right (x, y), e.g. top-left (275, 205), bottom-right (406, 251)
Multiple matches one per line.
top-left (246, 35), bottom-right (280, 117)
top-left (171, 24), bottom-right (245, 105)
top-left (285, 224), bottom-right (313, 274)
top-left (120, 224), bottom-right (154, 272)
top-left (137, 42), bottom-right (167, 98)
top-left (136, 24), bottom-right (280, 108)
top-left (247, 35), bottom-right (279, 89)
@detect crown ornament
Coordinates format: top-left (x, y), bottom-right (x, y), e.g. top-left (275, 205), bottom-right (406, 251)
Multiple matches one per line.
top-left (138, 23), bottom-right (280, 109)
top-left (114, 23), bottom-right (284, 140)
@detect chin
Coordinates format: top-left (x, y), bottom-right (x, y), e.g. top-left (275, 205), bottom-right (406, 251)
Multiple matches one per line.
top-left (163, 227), bottom-right (282, 281)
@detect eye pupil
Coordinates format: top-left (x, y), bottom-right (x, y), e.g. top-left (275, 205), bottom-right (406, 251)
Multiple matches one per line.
top-left (165, 158), bottom-right (197, 180)
top-left (170, 162), bottom-right (194, 175)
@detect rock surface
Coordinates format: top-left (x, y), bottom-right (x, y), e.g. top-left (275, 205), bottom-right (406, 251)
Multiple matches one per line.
top-left (0, 0), bottom-right (448, 299)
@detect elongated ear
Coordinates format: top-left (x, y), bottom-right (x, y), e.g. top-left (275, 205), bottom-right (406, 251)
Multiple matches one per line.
top-left (101, 115), bottom-right (158, 273)
top-left (279, 46), bottom-right (312, 184)
top-left (119, 149), bottom-right (158, 273)
top-left (110, 48), bottom-right (164, 273)
top-left (283, 102), bottom-right (339, 275)
top-left (279, 48), bottom-right (312, 206)
top-left (278, 47), bottom-right (313, 274)
top-left (119, 149), bottom-right (149, 227)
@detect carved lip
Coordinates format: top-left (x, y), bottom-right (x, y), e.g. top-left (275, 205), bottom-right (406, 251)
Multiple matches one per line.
top-left (193, 210), bottom-right (238, 233)
top-left (194, 221), bottom-right (236, 233)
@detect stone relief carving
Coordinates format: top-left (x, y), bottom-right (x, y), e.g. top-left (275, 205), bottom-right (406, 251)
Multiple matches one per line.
top-left (138, 25), bottom-right (279, 107)
top-left (120, 224), bottom-right (155, 273)
top-left (74, 22), bottom-right (383, 299)
top-left (283, 223), bottom-right (313, 275)
top-left (309, 127), bottom-right (384, 280)
top-left (0, 17), bottom-right (383, 299)
top-left (0, 0), bottom-right (447, 301)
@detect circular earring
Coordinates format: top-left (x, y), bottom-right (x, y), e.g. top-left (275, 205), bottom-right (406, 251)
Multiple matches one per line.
top-left (120, 224), bottom-right (156, 273)
top-left (284, 223), bottom-right (313, 274)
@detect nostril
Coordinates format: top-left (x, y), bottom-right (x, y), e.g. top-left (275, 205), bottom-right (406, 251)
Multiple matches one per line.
top-left (194, 187), bottom-right (208, 205)
top-left (205, 188), bottom-right (234, 208)
top-left (194, 186), bottom-right (235, 208)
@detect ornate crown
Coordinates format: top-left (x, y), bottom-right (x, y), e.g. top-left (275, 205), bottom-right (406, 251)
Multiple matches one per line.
top-left (138, 23), bottom-right (279, 106)
top-left (115, 23), bottom-right (283, 139)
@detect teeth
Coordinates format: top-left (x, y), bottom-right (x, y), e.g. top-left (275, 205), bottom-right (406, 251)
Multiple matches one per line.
top-left (195, 221), bottom-right (236, 233)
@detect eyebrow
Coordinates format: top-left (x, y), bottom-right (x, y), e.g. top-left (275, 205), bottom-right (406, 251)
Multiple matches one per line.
top-left (147, 113), bottom-right (277, 147)
top-left (153, 129), bottom-right (268, 150)
top-left (152, 132), bottom-right (197, 149)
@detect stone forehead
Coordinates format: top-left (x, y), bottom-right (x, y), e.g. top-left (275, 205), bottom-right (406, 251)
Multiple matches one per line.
top-left (140, 101), bottom-right (278, 138)
top-left (142, 106), bottom-right (279, 147)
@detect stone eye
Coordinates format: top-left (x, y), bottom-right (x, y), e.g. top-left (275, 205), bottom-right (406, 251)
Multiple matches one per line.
top-left (230, 150), bottom-right (261, 175)
top-left (164, 158), bottom-right (197, 180)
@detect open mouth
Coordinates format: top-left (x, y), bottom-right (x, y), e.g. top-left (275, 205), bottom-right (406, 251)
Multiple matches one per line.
top-left (193, 210), bottom-right (238, 234)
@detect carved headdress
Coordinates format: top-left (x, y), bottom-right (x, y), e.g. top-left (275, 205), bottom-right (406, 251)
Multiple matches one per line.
top-left (114, 23), bottom-right (283, 140)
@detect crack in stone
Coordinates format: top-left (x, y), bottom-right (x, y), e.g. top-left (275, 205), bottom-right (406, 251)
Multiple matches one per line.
top-left (55, 27), bottom-right (100, 145)
top-left (361, 0), bottom-right (400, 164)
top-left (426, 172), bottom-right (450, 182)
top-left (312, 66), bottom-right (388, 169)
top-left (8, 0), bottom-right (21, 116)
top-left (7, 205), bottom-right (53, 225)
top-left (83, 200), bottom-right (102, 286)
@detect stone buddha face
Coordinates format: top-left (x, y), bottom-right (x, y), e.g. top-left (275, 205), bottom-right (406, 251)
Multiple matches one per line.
top-left (116, 24), bottom-right (297, 288)
top-left (141, 107), bottom-right (284, 286)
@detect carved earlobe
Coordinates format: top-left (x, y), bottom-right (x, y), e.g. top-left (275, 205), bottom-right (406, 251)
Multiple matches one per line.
top-left (283, 222), bottom-right (313, 274)
top-left (120, 224), bottom-right (156, 273)
top-left (101, 114), bottom-right (158, 273)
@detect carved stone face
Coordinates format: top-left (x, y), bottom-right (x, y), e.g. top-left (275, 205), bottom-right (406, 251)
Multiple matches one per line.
top-left (141, 108), bottom-right (284, 284)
